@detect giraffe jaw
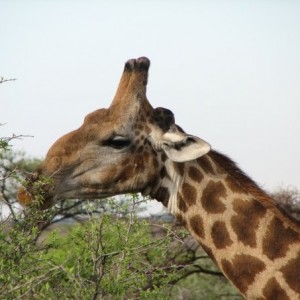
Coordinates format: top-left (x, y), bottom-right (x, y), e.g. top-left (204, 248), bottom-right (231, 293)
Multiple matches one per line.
top-left (141, 186), bottom-right (152, 197)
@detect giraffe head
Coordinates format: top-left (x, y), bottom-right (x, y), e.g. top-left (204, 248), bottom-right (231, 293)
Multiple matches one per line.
top-left (18, 57), bottom-right (210, 207)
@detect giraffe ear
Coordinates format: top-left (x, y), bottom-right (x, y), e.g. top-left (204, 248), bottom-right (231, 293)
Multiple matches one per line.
top-left (160, 132), bottom-right (211, 162)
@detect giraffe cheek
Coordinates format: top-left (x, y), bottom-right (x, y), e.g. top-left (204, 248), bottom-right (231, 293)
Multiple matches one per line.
top-left (98, 166), bottom-right (119, 185)
top-left (117, 166), bottom-right (136, 183)
top-left (134, 152), bottom-right (159, 173)
top-left (133, 155), bottom-right (146, 172)
top-left (43, 156), bottom-right (62, 175)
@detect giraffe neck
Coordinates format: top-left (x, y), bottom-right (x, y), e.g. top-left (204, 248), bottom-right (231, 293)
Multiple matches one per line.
top-left (151, 150), bottom-right (300, 299)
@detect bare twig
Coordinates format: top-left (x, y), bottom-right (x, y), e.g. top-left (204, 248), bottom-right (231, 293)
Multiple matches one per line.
top-left (0, 77), bottom-right (17, 84)
top-left (1, 134), bottom-right (34, 143)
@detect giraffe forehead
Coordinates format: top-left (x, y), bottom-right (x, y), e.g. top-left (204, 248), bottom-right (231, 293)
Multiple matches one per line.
top-left (82, 104), bottom-right (179, 145)
top-left (83, 107), bottom-right (135, 133)
top-left (83, 108), bottom-right (154, 145)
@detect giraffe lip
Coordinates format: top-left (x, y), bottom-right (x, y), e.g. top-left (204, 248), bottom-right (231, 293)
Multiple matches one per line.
top-left (56, 185), bottom-right (114, 201)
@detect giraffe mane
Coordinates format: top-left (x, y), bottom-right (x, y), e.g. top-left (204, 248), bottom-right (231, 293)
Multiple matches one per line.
top-left (208, 150), bottom-right (300, 231)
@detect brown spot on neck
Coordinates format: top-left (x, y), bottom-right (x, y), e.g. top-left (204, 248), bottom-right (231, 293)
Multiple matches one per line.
top-left (197, 155), bottom-right (215, 174)
top-left (211, 221), bottom-right (233, 249)
top-left (189, 215), bottom-right (205, 239)
top-left (262, 217), bottom-right (300, 260)
top-left (221, 254), bottom-right (266, 294)
top-left (263, 278), bottom-right (289, 300)
top-left (188, 166), bottom-right (204, 183)
top-left (231, 198), bottom-right (267, 247)
top-left (201, 181), bottom-right (226, 214)
top-left (181, 182), bottom-right (197, 207)
top-left (280, 251), bottom-right (300, 294)
top-left (177, 193), bottom-right (188, 213)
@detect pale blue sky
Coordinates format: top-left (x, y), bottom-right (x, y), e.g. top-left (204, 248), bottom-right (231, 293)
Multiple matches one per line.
top-left (1, 1), bottom-right (300, 192)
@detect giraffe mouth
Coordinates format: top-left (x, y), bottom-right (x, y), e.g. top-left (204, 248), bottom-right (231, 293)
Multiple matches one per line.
top-left (55, 186), bottom-right (139, 203)
top-left (18, 188), bottom-right (115, 210)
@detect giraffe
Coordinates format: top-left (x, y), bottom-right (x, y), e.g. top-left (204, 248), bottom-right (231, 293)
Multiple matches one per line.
top-left (18, 57), bottom-right (300, 299)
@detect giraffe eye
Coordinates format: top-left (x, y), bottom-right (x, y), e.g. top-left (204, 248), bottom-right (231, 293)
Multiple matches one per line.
top-left (103, 136), bottom-right (131, 149)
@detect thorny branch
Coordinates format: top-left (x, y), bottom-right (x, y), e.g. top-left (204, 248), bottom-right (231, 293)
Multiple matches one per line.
top-left (89, 214), bottom-right (107, 300)
top-left (116, 195), bottom-right (138, 277)
top-left (1, 134), bottom-right (34, 145)
top-left (0, 77), bottom-right (16, 84)
top-left (4, 265), bottom-right (62, 299)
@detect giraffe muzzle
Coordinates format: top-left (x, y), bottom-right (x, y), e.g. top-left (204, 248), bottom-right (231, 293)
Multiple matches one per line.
top-left (17, 172), bottom-right (55, 209)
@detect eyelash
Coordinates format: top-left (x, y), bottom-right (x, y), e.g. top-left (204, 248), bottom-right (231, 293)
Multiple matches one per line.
top-left (103, 138), bottom-right (131, 149)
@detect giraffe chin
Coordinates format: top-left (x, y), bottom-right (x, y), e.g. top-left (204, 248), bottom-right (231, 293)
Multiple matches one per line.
top-left (141, 186), bottom-right (152, 197)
